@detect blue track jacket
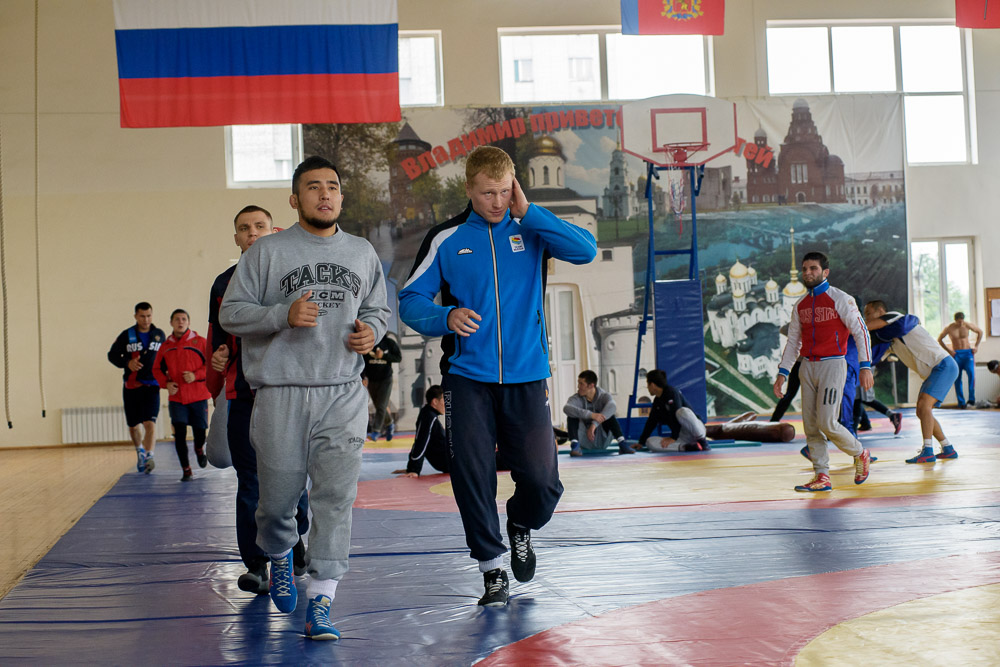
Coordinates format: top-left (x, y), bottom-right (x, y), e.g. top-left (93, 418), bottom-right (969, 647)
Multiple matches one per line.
top-left (399, 203), bottom-right (596, 384)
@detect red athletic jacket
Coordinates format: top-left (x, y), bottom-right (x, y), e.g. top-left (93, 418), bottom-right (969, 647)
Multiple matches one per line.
top-left (778, 280), bottom-right (871, 376)
top-left (152, 329), bottom-right (212, 405)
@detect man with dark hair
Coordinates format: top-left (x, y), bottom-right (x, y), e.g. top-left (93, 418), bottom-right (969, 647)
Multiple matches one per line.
top-left (152, 308), bottom-right (211, 481)
top-left (774, 252), bottom-right (873, 492)
top-left (399, 145), bottom-right (596, 607)
top-left (563, 370), bottom-right (631, 455)
top-left (937, 311), bottom-right (983, 408)
top-left (108, 302), bottom-right (165, 474)
top-left (222, 156), bottom-right (390, 640)
top-left (363, 334), bottom-right (402, 440)
top-left (638, 369), bottom-right (708, 452)
top-left (866, 301), bottom-right (959, 462)
top-left (208, 205), bottom-right (310, 598)
top-left (393, 384), bottom-right (449, 477)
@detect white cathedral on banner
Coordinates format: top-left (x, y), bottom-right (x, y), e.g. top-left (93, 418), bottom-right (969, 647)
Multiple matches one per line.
top-left (706, 229), bottom-right (807, 380)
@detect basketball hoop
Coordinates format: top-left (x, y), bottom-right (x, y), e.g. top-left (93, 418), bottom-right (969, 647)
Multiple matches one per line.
top-left (662, 141), bottom-right (708, 165)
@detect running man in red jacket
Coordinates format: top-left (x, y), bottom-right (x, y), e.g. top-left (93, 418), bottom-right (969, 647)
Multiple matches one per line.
top-left (773, 252), bottom-right (873, 492)
top-left (153, 309), bottom-right (211, 481)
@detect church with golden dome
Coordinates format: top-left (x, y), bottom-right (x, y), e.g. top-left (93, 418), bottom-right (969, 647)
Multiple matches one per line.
top-left (706, 229), bottom-right (807, 380)
top-left (522, 134), bottom-right (599, 239)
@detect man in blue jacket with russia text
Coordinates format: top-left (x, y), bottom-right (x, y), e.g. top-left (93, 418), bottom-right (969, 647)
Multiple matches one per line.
top-left (399, 146), bottom-right (596, 607)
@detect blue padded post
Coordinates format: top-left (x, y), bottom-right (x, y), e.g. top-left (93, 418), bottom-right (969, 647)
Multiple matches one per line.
top-left (653, 279), bottom-right (707, 421)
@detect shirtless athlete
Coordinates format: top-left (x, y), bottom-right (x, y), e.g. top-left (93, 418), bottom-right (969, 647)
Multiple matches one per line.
top-left (937, 312), bottom-right (983, 408)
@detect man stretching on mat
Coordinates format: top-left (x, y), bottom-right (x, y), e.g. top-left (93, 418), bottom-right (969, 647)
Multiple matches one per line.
top-left (773, 252), bottom-right (873, 492)
top-left (399, 145), bottom-right (596, 607)
top-left (222, 156), bottom-right (390, 640)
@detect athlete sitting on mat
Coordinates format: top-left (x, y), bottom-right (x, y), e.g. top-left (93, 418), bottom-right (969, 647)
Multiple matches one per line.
top-left (637, 370), bottom-right (708, 452)
top-left (563, 370), bottom-right (632, 456)
top-left (393, 385), bottom-right (449, 477)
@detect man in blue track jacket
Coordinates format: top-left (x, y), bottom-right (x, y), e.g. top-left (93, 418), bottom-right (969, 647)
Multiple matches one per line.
top-left (398, 146), bottom-right (596, 606)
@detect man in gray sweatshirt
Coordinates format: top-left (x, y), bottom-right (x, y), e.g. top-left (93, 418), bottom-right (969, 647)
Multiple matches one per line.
top-left (563, 370), bottom-right (633, 455)
top-left (220, 156), bottom-right (390, 641)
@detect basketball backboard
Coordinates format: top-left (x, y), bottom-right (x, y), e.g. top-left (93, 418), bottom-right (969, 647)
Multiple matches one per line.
top-left (619, 94), bottom-right (738, 167)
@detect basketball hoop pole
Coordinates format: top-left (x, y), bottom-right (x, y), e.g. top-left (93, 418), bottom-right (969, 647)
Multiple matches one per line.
top-left (624, 159), bottom-right (704, 438)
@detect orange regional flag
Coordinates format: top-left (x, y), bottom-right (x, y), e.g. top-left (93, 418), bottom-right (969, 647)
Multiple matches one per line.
top-left (956, 0), bottom-right (1000, 28)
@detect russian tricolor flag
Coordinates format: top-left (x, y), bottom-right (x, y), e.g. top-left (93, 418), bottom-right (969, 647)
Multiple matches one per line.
top-left (113, 0), bottom-right (401, 128)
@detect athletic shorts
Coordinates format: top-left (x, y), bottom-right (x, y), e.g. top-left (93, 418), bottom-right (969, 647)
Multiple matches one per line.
top-left (123, 385), bottom-right (160, 427)
top-left (168, 399), bottom-right (209, 429)
top-left (919, 355), bottom-right (960, 405)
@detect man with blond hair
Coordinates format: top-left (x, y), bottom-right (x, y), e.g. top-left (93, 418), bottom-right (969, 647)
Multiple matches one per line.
top-left (399, 146), bottom-right (596, 606)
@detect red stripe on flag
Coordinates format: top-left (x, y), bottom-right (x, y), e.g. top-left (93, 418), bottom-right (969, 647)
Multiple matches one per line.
top-left (119, 73), bottom-right (401, 128)
top-left (637, 0), bottom-right (724, 35)
top-left (955, 0), bottom-right (1000, 28)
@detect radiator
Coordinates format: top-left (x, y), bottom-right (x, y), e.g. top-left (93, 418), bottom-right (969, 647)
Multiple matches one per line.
top-left (976, 365), bottom-right (1000, 402)
top-left (61, 406), bottom-right (170, 444)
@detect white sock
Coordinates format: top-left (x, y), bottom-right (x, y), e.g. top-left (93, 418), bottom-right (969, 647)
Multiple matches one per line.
top-left (939, 438), bottom-right (951, 448)
top-left (479, 556), bottom-right (504, 573)
top-left (923, 439), bottom-right (933, 449)
top-left (306, 578), bottom-right (339, 601)
top-left (269, 548), bottom-right (291, 560)
top-left (615, 436), bottom-right (625, 444)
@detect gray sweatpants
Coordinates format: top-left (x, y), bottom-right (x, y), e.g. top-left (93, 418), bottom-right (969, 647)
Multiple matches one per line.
top-left (800, 358), bottom-right (862, 475)
top-left (250, 381), bottom-right (367, 581)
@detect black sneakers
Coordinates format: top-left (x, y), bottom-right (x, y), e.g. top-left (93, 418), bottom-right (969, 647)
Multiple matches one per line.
top-left (507, 519), bottom-right (536, 582)
top-left (293, 537), bottom-right (307, 576)
top-left (195, 446), bottom-right (208, 468)
top-left (478, 568), bottom-right (509, 607)
top-left (237, 561), bottom-right (269, 595)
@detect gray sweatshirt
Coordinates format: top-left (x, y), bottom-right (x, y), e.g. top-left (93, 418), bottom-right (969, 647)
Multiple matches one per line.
top-left (563, 386), bottom-right (617, 422)
top-left (220, 223), bottom-right (390, 389)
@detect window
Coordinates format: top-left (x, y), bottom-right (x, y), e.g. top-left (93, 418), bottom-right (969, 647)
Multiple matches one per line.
top-left (766, 21), bottom-right (974, 165)
top-left (514, 59), bottom-right (534, 82)
top-left (568, 57), bottom-right (594, 82)
top-left (225, 124), bottom-right (300, 189)
top-left (791, 163), bottom-right (807, 184)
top-left (499, 27), bottom-right (713, 103)
top-left (606, 33), bottom-right (710, 99)
top-left (910, 238), bottom-right (974, 336)
top-left (398, 31), bottom-right (443, 107)
top-left (500, 32), bottom-right (601, 103)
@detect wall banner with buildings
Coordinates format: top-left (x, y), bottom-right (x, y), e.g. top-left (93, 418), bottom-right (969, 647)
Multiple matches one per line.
top-left (304, 94), bottom-right (907, 427)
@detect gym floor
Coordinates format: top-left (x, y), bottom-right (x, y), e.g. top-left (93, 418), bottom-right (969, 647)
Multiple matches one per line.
top-left (1, 407), bottom-right (998, 665)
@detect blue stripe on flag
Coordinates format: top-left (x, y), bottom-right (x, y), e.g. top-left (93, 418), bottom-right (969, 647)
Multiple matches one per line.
top-left (115, 24), bottom-right (397, 79)
top-left (620, 0), bottom-right (640, 35)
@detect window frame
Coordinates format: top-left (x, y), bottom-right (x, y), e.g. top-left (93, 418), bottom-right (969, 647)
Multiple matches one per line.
top-left (764, 19), bottom-right (976, 167)
top-left (498, 25), bottom-right (714, 104)
top-left (398, 29), bottom-right (445, 108)
top-left (224, 124), bottom-right (303, 190)
top-left (909, 236), bottom-right (977, 332)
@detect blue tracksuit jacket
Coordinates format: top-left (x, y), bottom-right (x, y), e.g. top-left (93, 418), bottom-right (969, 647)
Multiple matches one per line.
top-left (398, 203), bottom-right (596, 384)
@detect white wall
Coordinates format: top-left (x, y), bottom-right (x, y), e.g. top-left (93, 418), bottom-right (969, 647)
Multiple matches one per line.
top-left (0, 0), bottom-right (995, 446)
